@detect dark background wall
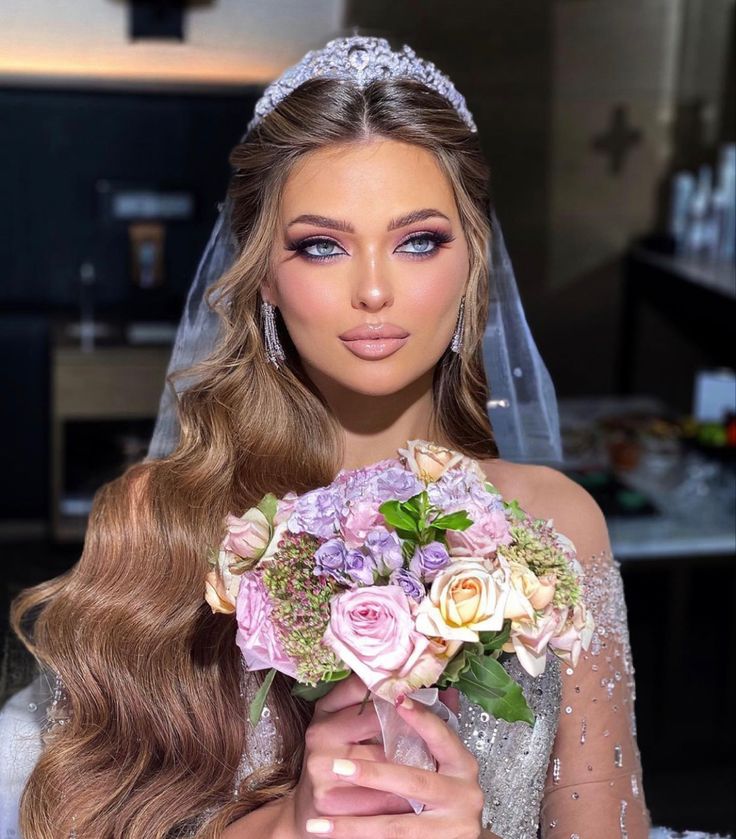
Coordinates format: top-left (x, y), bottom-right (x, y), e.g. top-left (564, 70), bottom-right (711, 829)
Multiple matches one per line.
top-left (0, 85), bottom-right (259, 518)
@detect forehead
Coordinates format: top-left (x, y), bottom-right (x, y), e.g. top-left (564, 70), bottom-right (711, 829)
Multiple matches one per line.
top-left (279, 138), bottom-right (457, 220)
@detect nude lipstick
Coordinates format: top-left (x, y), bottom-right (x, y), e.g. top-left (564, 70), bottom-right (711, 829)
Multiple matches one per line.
top-left (338, 322), bottom-right (410, 360)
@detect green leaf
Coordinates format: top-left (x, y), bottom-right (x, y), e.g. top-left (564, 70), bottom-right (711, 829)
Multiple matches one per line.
top-left (291, 681), bottom-right (334, 701)
top-left (503, 499), bottom-right (527, 521)
top-left (484, 480), bottom-right (501, 496)
top-left (324, 668), bottom-right (351, 683)
top-left (248, 668), bottom-right (276, 726)
top-left (456, 656), bottom-right (535, 726)
top-left (401, 539), bottom-right (417, 562)
top-left (256, 492), bottom-right (279, 524)
top-left (479, 621), bottom-right (511, 652)
top-left (291, 669), bottom-right (350, 701)
top-left (401, 496), bottom-right (423, 515)
top-left (206, 546), bottom-right (219, 568)
top-left (379, 500), bottom-right (419, 533)
top-left (430, 510), bottom-right (474, 531)
top-left (228, 556), bottom-right (260, 574)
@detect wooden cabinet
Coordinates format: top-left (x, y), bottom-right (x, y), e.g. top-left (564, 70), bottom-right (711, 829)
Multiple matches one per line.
top-left (51, 344), bottom-right (171, 541)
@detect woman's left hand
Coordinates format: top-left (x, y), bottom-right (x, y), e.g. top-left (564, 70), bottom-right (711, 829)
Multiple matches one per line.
top-left (302, 693), bottom-right (486, 839)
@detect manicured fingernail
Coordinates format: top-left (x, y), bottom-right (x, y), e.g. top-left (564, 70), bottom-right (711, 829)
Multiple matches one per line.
top-left (332, 758), bottom-right (356, 776)
top-left (306, 818), bottom-right (333, 834)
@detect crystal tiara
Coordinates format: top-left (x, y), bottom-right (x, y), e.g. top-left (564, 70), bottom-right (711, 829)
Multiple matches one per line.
top-left (243, 34), bottom-right (478, 138)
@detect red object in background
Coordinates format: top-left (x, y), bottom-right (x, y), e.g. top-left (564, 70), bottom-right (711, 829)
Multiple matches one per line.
top-left (726, 413), bottom-right (736, 446)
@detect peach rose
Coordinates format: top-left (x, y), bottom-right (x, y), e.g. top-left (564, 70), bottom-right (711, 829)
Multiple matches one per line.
top-left (398, 440), bottom-right (465, 483)
top-left (549, 602), bottom-right (595, 667)
top-left (414, 559), bottom-right (510, 642)
top-left (204, 549), bottom-right (241, 615)
top-left (502, 560), bottom-right (557, 620)
top-left (501, 604), bottom-right (563, 677)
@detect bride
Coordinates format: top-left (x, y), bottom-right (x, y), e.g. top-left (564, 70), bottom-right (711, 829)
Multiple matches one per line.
top-left (1, 33), bottom-right (727, 839)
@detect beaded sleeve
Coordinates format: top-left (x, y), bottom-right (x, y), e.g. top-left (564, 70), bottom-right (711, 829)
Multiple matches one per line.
top-left (539, 548), bottom-right (652, 839)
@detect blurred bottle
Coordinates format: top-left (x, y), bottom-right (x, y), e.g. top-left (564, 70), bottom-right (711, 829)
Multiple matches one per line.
top-left (668, 141), bottom-right (736, 262)
top-left (79, 261), bottom-right (96, 352)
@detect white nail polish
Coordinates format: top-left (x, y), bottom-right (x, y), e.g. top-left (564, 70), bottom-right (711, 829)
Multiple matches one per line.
top-left (306, 817), bottom-right (333, 834)
top-left (332, 758), bottom-right (356, 776)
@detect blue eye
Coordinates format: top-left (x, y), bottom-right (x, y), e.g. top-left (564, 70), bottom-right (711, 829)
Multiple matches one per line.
top-left (304, 239), bottom-right (344, 259)
top-left (286, 230), bottom-right (455, 263)
top-left (397, 234), bottom-right (438, 256)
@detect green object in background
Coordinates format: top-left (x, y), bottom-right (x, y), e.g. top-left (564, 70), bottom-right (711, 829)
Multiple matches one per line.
top-left (698, 423), bottom-right (727, 447)
top-left (617, 489), bottom-right (648, 511)
top-left (575, 470), bottom-right (608, 488)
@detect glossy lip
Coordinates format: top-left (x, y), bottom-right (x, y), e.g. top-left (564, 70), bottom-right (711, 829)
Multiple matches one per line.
top-left (339, 322), bottom-right (409, 341)
top-left (340, 336), bottom-right (409, 360)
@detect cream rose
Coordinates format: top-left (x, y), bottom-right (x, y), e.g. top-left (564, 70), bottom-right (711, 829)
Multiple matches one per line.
top-left (414, 559), bottom-right (510, 642)
top-left (398, 440), bottom-right (465, 483)
top-left (503, 560), bottom-right (557, 620)
top-left (549, 602), bottom-right (595, 667)
top-left (204, 549), bottom-right (242, 615)
top-left (501, 604), bottom-right (564, 677)
top-left (259, 519), bottom-right (289, 564)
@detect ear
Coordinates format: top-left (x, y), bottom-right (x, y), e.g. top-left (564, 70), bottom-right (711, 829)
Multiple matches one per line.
top-left (259, 281), bottom-right (278, 307)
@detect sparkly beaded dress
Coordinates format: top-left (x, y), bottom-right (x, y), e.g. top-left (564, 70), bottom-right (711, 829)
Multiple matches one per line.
top-left (2, 540), bottom-right (730, 839)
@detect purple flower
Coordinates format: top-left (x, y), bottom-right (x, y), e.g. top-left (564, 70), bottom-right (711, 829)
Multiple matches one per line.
top-left (409, 541), bottom-right (451, 582)
top-left (364, 528), bottom-right (404, 575)
top-left (344, 549), bottom-right (377, 586)
top-left (287, 487), bottom-right (341, 539)
top-left (427, 469), bottom-right (504, 518)
top-left (314, 538), bottom-right (348, 581)
top-left (389, 567), bottom-right (425, 602)
top-left (375, 466), bottom-right (424, 501)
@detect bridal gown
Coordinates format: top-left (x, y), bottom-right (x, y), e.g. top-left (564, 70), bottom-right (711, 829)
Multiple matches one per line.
top-left (1, 547), bottom-right (731, 839)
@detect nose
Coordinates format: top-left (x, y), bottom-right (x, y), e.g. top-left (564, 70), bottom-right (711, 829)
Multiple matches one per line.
top-left (350, 249), bottom-right (394, 311)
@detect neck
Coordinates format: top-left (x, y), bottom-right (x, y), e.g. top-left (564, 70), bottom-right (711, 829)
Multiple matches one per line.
top-left (303, 365), bottom-right (451, 471)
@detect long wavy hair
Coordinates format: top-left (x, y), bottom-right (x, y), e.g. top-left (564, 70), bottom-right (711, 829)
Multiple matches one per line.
top-left (10, 75), bottom-right (499, 838)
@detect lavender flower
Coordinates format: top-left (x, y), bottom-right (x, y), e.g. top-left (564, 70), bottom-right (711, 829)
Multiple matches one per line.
top-left (344, 549), bottom-right (378, 586)
top-left (389, 568), bottom-right (425, 602)
top-left (314, 538), bottom-right (348, 582)
top-left (409, 541), bottom-right (451, 582)
top-left (364, 527), bottom-right (403, 575)
top-left (287, 486), bottom-right (341, 540)
top-left (427, 469), bottom-right (502, 513)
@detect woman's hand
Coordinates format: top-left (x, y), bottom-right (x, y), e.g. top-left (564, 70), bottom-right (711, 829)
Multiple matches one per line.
top-left (293, 690), bottom-right (486, 839)
top-left (278, 673), bottom-right (417, 836)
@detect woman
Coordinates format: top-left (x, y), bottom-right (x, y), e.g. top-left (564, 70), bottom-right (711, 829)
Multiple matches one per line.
top-left (3, 34), bottom-right (721, 839)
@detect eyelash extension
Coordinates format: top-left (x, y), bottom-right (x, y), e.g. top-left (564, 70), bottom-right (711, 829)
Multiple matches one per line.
top-left (285, 229), bottom-right (456, 262)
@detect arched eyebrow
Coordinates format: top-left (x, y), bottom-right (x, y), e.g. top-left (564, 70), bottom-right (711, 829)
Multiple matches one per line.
top-left (286, 208), bottom-right (451, 233)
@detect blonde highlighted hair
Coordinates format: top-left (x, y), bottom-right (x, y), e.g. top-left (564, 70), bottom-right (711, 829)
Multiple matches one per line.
top-left (10, 76), bottom-right (499, 837)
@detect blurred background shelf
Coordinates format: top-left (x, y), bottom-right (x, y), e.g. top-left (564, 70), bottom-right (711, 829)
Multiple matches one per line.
top-left (51, 333), bottom-right (171, 541)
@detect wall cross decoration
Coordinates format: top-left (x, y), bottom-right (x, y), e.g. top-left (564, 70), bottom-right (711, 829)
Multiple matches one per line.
top-left (591, 104), bottom-right (643, 176)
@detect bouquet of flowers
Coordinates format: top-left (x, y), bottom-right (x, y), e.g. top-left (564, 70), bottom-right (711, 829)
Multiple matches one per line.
top-left (205, 439), bottom-right (594, 792)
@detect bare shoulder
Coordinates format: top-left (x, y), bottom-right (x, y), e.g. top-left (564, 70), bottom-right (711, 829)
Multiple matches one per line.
top-left (477, 458), bottom-right (610, 558)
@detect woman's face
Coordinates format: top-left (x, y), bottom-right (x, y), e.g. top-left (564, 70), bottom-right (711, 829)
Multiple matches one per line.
top-left (265, 138), bottom-right (469, 398)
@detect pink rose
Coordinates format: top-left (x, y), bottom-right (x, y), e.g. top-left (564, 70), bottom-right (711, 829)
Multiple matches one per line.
top-left (445, 506), bottom-right (513, 558)
top-left (341, 500), bottom-right (384, 550)
top-left (274, 492), bottom-right (299, 526)
top-left (323, 586), bottom-right (447, 703)
top-left (548, 603), bottom-right (595, 667)
top-left (235, 572), bottom-right (297, 678)
top-left (222, 508), bottom-right (271, 560)
top-left (501, 604), bottom-right (563, 677)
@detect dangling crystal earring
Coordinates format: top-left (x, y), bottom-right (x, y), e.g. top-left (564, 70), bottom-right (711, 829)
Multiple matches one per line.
top-left (261, 298), bottom-right (285, 368)
top-left (450, 295), bottom-right (466, 354)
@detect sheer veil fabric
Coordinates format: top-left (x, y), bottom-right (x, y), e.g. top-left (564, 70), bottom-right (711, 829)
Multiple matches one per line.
top-left (1, 33), bottom-right (731, 839)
